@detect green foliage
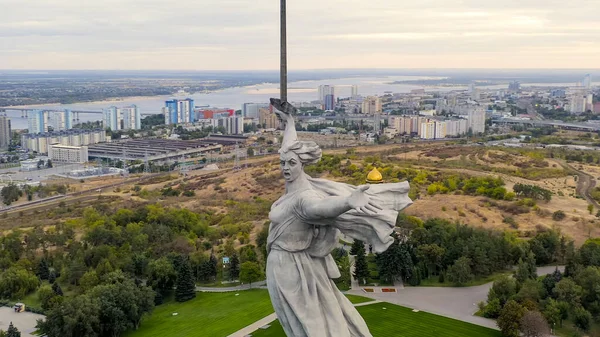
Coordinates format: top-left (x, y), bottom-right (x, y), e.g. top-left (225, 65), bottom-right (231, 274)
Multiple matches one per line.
top-left (1, 184), bottom-right (22, 205)
top-left (0, 267), bottom-right (39, 299)
top-left (447, 257), bottom-right (473, 286)
top-left (572, 307), bottom-right (592, 332)
top-left (553, 278), bottom-right (582, 305)
top-left (483, 298), bottom-right (502, 318)
top-left (497, 300), bottom-right (526, 337)
top-left (488, 276), bottom-right (516, 306)
top-left (6, 322), bottom-right (20, 337)
top-left (38, 285), bottom-right (57, 310)
top-left (239, 262), bottom-right (263, 287)
top-left (513, 184), bottom-right (552, 202)
top-left (175, 259), bottom-right (196, 303)
top-left (354, 248), bottom-right (369, 285)
top-left (514, 252), bottom-right (537, 284)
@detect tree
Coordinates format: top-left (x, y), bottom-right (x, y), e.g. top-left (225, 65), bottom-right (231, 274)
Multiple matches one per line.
top-left (588, 204), bottom-right (594, 215)
top-left (1, 184), bottom-right (22, 206)
top-left (543, 299), bottom-right (562, 328)
top-left (229, 253), bottom-right (240, 280)
top-left (446, 257), bottom-right (473, 285)
top-left (0, 267), bottom-right (39, 299)
top-left (52, 282), bottom-right (63, 296)
top-left (488, 276), bottom-right (517, 306)
top-left (553, 278), bottom-right (582, 305)
top-left (239, 262), bottom-right (263, 288)
top-left (6, 322), bottom-right (20, 337)
top-left (175, 259), bottom-right (196, 302)
top-left (517, 279), bottom-right (545, 303)
top-left (354, 248), bottom-right (369, 285)
top-left (38, 285), bottom-right (57, 310)
top-left (520, 311), bottom-right (550, 337)
top-left (48, 270), bottom-right (56, 284)
top-left (416, 244), bottom-right (445, 277)
top-left (37, 258), bottom-right (50, 281)
top-left (572, 307), bottom-right (592, 332)
top-left (79, 270), bottom-right (100, 292)
top-left (515, 252), bottom-right (537, 284)
top-left (246, 148), bottom-right (255, 157)
top-left (350, 240), bottom-right (365, 255)
top-left (483, 298), bottom-right (501, 318)
top-left (148, 257), bottom-right (177, 295)
top-left (497, 300), bottom-right (526, 337)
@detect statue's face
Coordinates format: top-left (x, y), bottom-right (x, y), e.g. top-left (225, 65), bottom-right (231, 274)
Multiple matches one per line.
top-left (280, 151), bottom-right (302, 182)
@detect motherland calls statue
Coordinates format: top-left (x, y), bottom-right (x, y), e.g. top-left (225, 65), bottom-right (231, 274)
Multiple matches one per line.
top-left (266, 98), bottom-right (413, 337)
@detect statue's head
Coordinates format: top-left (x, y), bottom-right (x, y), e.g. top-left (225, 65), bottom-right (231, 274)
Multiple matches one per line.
top-left (279, 140), bottom-right (321, 182)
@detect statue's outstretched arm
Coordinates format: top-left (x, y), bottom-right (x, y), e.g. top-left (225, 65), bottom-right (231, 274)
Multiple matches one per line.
top-left (270, 98), bottom-right (298, 149)
top-left (301, 186), bottom-right (383, 220)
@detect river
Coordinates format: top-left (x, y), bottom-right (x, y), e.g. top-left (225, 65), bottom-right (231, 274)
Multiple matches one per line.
top-left (3, 75), bottom-right (579, 130)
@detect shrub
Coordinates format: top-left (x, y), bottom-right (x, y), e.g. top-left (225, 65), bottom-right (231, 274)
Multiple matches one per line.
top-left (552, 210), bottom-right (566, 221)
top-left (503, 216), bottom-right (519, 229)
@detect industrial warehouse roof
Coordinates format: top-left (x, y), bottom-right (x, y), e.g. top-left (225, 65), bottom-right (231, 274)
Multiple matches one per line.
top-left (88, 139), bottom-right (221, 160)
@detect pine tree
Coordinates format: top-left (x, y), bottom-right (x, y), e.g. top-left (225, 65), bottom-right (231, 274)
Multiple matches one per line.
top-left (208, 254), bottom-right (218, 280)
top-left (350, 240), bottom-right (365, 255)
top-left (37, 258), bottom-right (50, 280)
top-left (48, 270), bottom-right (56, 284)
top-left (229, 253), bottom-right (240, 280)
top-left (7, 322), bottom-right (21, 337)
top-left (353, 248), bottom-right (369, 285)
top-left (175, 260), bottom-right (196, 302)
top-left (52, 282), bottom-right (63, 296)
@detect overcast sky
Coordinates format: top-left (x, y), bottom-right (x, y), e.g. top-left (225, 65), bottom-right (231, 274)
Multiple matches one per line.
top-left (1, 0), bottom-right (599, 70)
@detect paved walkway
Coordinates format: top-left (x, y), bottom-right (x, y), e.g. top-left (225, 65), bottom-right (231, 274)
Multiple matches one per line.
top-left (346, 265), bottom-right (565, 331)
top-left (196, 280), bottom-right (267, 292)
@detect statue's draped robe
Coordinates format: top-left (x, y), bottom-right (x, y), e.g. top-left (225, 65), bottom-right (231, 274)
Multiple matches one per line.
top-left (266, 176), bottom-right (412, 337)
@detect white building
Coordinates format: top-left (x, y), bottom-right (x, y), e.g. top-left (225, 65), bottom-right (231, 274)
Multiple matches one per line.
top-left (209, 116), bottom-right (245, 135)
top-left (50, 110), bottom-right (73, 131)
top-left (21, 129), bottom-right (108, 154)
top-left (445, 119), bottom-right (468, 137)
top-left (28, 110), bottom-right (49, 134)
top-left (569, 95), bottom-right (587, 113)
top-left (420, 120), bottom-right (436, 139)
top-left (467, 106), bottom-right (486, 134)
top-left (48, 144), bottom-right (89, 163)
top-left (583, 74), bottom-right (592, 89)
top-left (104, 105), bottom-right (141, 130)
top-left (242, 103), bottom-right (269, 119)
top-left (351, 85), bottom-right (359, 98)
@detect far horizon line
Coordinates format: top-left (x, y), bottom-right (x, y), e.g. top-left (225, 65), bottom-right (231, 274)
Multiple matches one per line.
top-left (1, 68), bottom-right (599, 72)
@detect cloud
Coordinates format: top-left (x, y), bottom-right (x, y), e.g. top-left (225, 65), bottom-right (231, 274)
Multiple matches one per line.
top-left (0, 0), bottom-right (598, 69)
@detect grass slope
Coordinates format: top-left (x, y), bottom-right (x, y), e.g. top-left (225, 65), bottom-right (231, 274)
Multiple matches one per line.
top-left (252, 302), bottom-right (501, 337)
top-left (125, 289), bottom-right (273, 337)
top-left (417, 271), bottom-right (511, 287)
top-left (345, 294), bottom-right (376, 304)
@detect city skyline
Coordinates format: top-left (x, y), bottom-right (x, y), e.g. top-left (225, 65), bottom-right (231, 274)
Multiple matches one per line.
top-left (1, 0), bottom-right (599, 70)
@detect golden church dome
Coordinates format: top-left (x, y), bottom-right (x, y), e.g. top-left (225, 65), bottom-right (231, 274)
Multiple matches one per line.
top-left (366, 167), bottom-right (383, 184)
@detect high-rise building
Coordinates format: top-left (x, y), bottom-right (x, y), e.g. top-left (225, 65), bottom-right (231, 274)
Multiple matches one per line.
top-left (583, 74), bottom-right (592, 89)
top-left (259, 108), bottom-right (279, 129)
top-left (163, 99), bottom-right (195, 125)
top-left (373, 112), bottom-right (381, 135)
top-left (361, 96), bottom-right (382, 115)
top-left (28, 110), bottom-right (49, 134)
top-left (214, 116), bottom-right (245, 135)
top-left (242, 103), bottom-right (269, 119)
top-left (104, 105), bottom-right (141, 130)
top-left (121, 105), bottom-right (141, 130)
top-left (21, 129), bottom-right (107, 154)
top-left (0, 116), bottom-right (11, 150)
top-left (508, 81), bottom-right (521, 93)
top-left (351, 85), bottom-right (359, 98)
top-left (50, 110), bottom-right (73, 131)
top-left (569, 95), bottom-right (587, 113)
top-left (318, 85), bottom-right (335, 110)
top-left (467, 106), bottom-right (486, 134)
top-left (103, 107), bottom-right (120, 131)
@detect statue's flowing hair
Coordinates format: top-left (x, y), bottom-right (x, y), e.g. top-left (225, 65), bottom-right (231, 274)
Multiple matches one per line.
top-left (280, 140), bottom-right (322, 165)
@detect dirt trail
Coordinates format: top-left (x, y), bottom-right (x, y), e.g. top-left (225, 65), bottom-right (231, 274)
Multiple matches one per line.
top-left (560, 161), bottom-right (599, 209)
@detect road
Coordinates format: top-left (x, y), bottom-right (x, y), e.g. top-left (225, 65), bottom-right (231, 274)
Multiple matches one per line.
top-left (0, 307), bottom-right (44, 337)
top-left (560, 161), bottom-right (600, 209)
top-left (346, 266), bottom-right (564, 330)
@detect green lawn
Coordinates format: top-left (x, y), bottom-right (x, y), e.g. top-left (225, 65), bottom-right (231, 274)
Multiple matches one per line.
top-left (251, 302), bottom-right (502, 337)
top-left (124, 289), bottom-right (273, 337)
top-left (417, 271), bottom-right (511, 287)
top-left (344, 294), bottom-right (375, 304)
